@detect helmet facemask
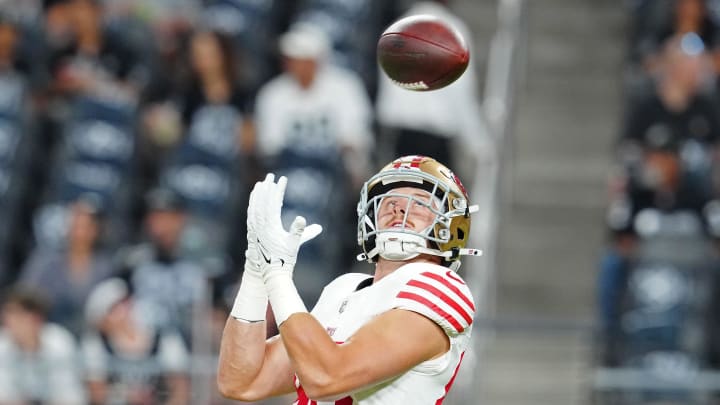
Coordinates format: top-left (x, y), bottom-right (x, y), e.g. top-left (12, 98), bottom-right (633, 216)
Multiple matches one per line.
top-left (357, 163), bottom-right (480, 270)
top-left (365, 188), bottom-right (449, 261)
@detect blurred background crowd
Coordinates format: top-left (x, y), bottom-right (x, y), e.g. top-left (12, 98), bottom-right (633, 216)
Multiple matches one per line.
top-left (23, 0), bottom-right (720, 403)
top-left (0, 0), bottom-right (491, 404)
top-left (596, 0), bottom-right (720, 402)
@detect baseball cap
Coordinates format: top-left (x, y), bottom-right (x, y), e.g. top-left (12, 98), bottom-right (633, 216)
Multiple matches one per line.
top-left (278, 23), bottom-right (331, 60)
top-left (85, 278), bottom-right (129, 325)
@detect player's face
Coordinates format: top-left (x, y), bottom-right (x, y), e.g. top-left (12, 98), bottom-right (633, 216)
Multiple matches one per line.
top-left (377, 187), bottom-right (439, 232)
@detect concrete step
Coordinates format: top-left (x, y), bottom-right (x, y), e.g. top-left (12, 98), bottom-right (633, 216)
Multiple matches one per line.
top-left (496, 205), bottom-right (606, 318)
top-left (477, 329), bottom-right (594, 405)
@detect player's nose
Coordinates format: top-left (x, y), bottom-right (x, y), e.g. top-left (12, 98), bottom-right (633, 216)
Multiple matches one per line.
top-left (391, 200), bottom-right (406, 215)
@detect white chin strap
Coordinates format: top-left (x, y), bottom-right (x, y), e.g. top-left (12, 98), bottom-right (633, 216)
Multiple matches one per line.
top-left (357, 231), bottom-right (483, 270)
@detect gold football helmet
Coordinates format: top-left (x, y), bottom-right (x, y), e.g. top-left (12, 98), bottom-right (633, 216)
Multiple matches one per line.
top-left (357, 155), bottom-right (481, 270)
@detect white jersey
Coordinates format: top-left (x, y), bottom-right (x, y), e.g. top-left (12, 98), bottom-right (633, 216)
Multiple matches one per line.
top-left (293, 262), bottom-right (475, 405)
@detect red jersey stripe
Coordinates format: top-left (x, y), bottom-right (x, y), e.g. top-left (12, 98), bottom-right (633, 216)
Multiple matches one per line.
top-left (397, 291), bottom-right (464, 332)
top-left (295, 347), bottom-right (352, 404)
top-left (295, 385), bottom-right (311, 405)
top-left (294, 374), bottom-right (313, 405)
top-left (406, 279), bottom-right (473, 324)
top-left (421, 272), bottom-right (475, 311)
top-left (296, 388), bottom-right (350, 405)
top-left (435, 351), bottom-right (466, 405)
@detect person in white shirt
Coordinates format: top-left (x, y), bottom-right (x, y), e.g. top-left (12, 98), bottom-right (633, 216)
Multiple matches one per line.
top-left (0, 287), bottom-right (86, 405)
top-left (254, 23), bottom-right (374, 190)
top-left (217, 155), bottom-right (481, 404)
top-left (81, 277), bottom-right (190, 405)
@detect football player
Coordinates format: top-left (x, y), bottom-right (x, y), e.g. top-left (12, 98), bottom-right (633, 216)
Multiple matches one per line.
top-left (217, 155), bottom-right (481, 404)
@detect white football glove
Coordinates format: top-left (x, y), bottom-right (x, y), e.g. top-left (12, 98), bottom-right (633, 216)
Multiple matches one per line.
top-left (251, 174), bottom-right (322, 324)
top-left (229, 180), bottom-right (269, 322)
top-left (252, 174), bottom-right (322, 271)
top-left (244, 183), bottom-right (264, 273)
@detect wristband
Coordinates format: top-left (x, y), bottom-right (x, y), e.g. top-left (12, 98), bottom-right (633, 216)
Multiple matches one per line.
top-left (264, 264), bottom-right (307, 325)
top-left (230, 266), bottom-right (267, 323)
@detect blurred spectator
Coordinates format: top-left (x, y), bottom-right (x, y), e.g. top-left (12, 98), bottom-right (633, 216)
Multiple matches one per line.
top-left (634, 0), bottom-right (720, 73)
top-left (181, 29), bottom-right (253, 155)
top-left (618, 33), bottom-right (719, 207)
top-left (622, 33), bottom-right (716, 147)
top-left (117, 188), bottom-right (208, 346)
top-left (47, 0), bottom-right (148, 106)
top-left (254, 22), bottom-right (374, 189)
top-left (375, 0), bottom-right (494, 183)
top-left (154, 29), bottom-right (255, 278)
top-left (18, 195), bottom-right (116, 337)
top-left (0, 287), bottom-right (86, 404)
top-left (142, 29), bottom-right (254, 238)
top-left (82, 277), bottom-right (190, 405)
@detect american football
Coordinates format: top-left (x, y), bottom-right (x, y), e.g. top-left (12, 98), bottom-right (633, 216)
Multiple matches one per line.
top-left (377, 14), bottom-right (469, 91)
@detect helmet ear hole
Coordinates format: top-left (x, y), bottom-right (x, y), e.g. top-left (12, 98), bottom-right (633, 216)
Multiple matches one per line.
top-left (438, 228), bottom-right (451, 241)
top-left (457, 228), bottom-right (465, 240)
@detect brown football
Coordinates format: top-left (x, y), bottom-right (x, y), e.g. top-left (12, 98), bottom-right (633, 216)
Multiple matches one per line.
top-left (377, 14), bottom-right (469, 91)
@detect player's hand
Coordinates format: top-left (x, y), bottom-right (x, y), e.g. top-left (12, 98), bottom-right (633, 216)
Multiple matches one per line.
top-left (230, 175), bottom-right (279, 323)
top-left (251, 174), bottom-right (322, 273)
top-left (244, 182), bottom-right (263, 276)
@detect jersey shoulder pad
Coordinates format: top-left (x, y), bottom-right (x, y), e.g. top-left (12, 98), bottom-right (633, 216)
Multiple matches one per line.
top-left (390, 263), bottom-right (475, 336)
